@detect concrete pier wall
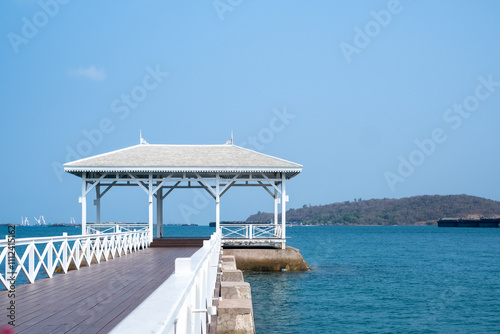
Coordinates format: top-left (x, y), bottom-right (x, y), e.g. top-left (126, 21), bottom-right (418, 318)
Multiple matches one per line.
top-left (222, 246), bottom-right (310, 272)
top-left (217, 255), bottom-right (256, 334)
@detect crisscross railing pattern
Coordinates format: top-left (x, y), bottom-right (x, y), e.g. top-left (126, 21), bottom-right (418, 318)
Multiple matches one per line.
top-left (0, 230), bottom-right (150, 289)
top-left (253, 224), bottom-right (279, 238)
top-left (221, 224), bottom-right (248, 238)
top-left (86, 223), bottom-right (149, 234)
top-left (221, 224), bottom-right (282, 239)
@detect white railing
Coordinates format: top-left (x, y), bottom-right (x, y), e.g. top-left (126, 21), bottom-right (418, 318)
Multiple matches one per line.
top-left (221, 223), bottom-right (282, 240)
top-left (86, 223), bottom-right (149, 234)
top-left (111, 230), bottom-right (222, 334)
top-left (0, 230), bottom-right (150, 289)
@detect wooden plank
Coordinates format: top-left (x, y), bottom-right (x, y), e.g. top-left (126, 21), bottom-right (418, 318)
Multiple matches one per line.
top-left (0, 247), bottom-right (198, 333)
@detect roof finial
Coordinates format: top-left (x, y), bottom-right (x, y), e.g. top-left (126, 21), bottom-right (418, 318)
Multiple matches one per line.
top-left (225, 130), bottom-right (234, 145)
top-left (140, 130), bottom-right (149, 145)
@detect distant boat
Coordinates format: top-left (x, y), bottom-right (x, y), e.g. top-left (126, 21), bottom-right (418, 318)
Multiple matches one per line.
top-left (49, 223), bottom-right (72, 227)
top-left (438, 217), bottom-right (500, 228)
top-left (49, 217), bottom-right (79, 227)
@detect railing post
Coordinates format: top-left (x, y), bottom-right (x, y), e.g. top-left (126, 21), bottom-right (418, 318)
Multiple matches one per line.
top-left (75, 239), bottom-right (81, 269)
top-left (62, 240), bottom-right (68, 272)
top-left (122, 233), bottom-right (128, 255)
top-left (110, 235), bottom-right (116, 258)
top-left (28, 243), bottom-right (35, 283)
top-left (84, 235), bottom-right (90, 268)
top-left (85, 234), bottom-right (92, 267)
top-left (47, 241), bottom-right (53, 277)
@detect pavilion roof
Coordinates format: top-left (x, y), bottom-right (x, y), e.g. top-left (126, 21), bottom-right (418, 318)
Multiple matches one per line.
top-left (64, 144), bottom-right (302, 178)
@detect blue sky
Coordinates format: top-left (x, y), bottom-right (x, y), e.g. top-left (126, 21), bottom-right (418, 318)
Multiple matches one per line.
top-left (1, 0), bottom-right (499, 225)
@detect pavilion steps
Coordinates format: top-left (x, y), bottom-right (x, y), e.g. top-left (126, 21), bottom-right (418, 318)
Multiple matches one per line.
top-left (150, 237), bottom-right (210, 248)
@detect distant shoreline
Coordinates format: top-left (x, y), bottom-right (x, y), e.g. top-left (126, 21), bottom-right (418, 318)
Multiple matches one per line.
top-left (247, 195), bottom-right (500, 226)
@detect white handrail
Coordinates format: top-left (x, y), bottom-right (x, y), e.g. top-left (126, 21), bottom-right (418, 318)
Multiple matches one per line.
top-left (221, 223), bottom-right (282, 239)
top-left (110, 230), bottom-right (222, 334)
top-left (86, 223), bottom-right (149, 234)
top-left (0, 230), bottom-right (150, 289)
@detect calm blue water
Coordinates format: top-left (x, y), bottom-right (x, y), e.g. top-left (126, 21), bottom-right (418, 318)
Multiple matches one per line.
top-left (2, 225), bottom-right (499, 333)
top-left (246, 226), bottom-right (500, 333)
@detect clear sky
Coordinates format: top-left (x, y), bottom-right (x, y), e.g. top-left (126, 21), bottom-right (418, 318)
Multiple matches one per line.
top-left (1, 0), bottom-right (499, 225)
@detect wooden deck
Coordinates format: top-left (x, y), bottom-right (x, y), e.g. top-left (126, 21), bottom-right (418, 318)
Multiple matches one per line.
top-left (0, 247), bottom-right (198, 333)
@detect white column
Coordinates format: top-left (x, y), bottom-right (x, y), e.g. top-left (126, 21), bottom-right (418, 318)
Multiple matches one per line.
top-left (281, 174), bottom-right (287, 249)
top-left (215, 174), bottom-right (220, 231)
top-left (156, 187), bottom-right (163, 238)
top-left (95, 184), bottom-right (101, 224)
top-left (148, 174), bottom-right (153, 242)
top-left (81, 173), bottom-right (87, 235)
top-left (274, 187), bottom-right (279, 226)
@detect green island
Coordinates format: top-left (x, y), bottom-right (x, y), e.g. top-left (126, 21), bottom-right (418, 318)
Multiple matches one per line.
top-left (247, 194), bottom-right (500, 226)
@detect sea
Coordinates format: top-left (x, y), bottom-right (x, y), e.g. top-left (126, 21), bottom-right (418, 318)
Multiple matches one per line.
top-left (1, 225), bottom-right (499, 333)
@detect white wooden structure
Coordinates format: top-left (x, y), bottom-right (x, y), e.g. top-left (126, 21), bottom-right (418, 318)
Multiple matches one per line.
top-left (64, 143), bottom-right (302, 247)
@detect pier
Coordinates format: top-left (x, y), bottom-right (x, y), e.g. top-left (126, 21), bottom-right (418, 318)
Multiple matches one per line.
top-left (0, 245), bottom-right (197, 333)
top-left (1, 141), bottom-right (303, 333)
top-left (1, 229), bottom-right (222, 333)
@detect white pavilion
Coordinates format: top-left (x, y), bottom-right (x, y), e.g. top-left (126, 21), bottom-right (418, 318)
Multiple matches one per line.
top-left (64, 142), bottom-right (302, 248)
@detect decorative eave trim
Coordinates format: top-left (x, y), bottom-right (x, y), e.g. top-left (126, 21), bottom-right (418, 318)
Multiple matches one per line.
top-left (63, 166), bottom-right (302, 178)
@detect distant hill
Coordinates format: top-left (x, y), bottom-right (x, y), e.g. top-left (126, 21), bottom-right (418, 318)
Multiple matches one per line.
top-left (246, 195), bottom-right (500, 225)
